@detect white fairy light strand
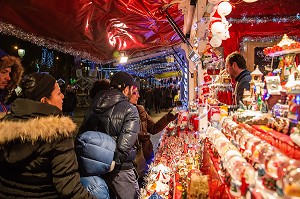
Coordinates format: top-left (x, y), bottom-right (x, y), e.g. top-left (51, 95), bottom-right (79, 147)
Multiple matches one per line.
top-left (240, 36), bottom-right (300, 53)
top-left (228, 14), bottom-right (300, 24)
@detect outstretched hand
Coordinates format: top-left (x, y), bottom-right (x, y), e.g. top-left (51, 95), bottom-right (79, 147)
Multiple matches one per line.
top-left (168, 109), bottom-right (178, 121)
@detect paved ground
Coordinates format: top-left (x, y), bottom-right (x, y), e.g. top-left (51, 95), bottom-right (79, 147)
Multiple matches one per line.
top-left (73, 107), bottom-right (169, 150)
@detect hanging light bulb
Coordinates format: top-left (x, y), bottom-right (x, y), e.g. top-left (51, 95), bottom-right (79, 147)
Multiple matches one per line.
top-left (119, 51), bottom-right (128, 63)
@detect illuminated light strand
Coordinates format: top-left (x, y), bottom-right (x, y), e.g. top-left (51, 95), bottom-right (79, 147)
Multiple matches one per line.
top-left (240, 36), bottom-right (300, 53)
top-left (41, 48), bottom-right (54, 67)
top-left (118, 55), bottom-right (175, 69)
top-left (120, 62), bottom-right (180, 77)
top-left (228, 14), bottom-right (300, 24)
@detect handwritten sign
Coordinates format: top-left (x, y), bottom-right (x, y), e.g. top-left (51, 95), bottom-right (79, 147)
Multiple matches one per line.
top-left (254, 47), bottom-right (279, 74)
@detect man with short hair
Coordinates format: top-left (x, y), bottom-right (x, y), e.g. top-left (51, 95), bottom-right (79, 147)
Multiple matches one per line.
top-left (0, 49), bottom-right (24, 116)
top-left (79, 71), bottom-right (140, 199)
top-left (225, 51), bottom-right (251, 105)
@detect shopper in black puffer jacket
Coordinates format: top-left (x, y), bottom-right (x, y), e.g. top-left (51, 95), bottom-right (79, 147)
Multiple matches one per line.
top-left (0, 73), bottom-right (95, 199)
top-left (79, 72), bottom-right (140, 199)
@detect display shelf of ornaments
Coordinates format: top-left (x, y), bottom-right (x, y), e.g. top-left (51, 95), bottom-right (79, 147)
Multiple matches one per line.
top-left (266, 48), bottom-right (300, 57)
top-left (263, 34), bottom-right (300, 57)
top-left (219, 118), bottom-right (300, 198)
top-left (140, 110), bottom-right (209, 199)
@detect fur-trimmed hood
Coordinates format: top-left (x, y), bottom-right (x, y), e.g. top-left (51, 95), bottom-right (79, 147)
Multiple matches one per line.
top-left (0, 116), bottom-right (77, 144)
top-left (0, 55), bottom-right (24, 89)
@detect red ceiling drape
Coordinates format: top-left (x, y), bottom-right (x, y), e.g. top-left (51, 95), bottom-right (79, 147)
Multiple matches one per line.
top-left (222, 21), bottom-right (300, 57)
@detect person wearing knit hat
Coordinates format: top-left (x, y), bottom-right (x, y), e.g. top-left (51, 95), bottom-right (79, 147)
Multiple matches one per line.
top-left (0, 73), bottom-right (96, 198)
top-left (79, 71), bottom-right (140, 199)
top-left (110, 71), bottom-right (135, 90)
top-left (0, 48), bottom-right (24, 115)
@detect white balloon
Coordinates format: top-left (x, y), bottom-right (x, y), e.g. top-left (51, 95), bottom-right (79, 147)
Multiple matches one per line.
top-left (217, 1), bottom-right (232, 16)
top-left (208, 0), bottom-right (221, 5)
top-left (210, 36), bottom-right (222, 47)
top-left (211, 22), bottom-right (225, 36)
top-left (221, 29), bottom-right (230, 40)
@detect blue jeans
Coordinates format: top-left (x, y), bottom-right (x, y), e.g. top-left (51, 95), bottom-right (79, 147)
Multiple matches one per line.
top-left (81, 176), bottom-right (110, 199)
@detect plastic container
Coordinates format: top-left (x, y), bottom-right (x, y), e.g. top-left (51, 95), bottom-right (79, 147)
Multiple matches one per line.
top-left (277, 159), bottom-right (300, 180)
top-left (265, 152), bottom-right (290, 179)
top-left (231, 162), bottom-right (256, 186)
top-left (258, 145), bottom-right (278, 167)
top-left (283, 168), bottom-right (300, 197)
top-left (239, 134), bottom-right (255, 150)
top-left (251, 142), bottom-right (268, 163)
top-left (225, 155), bottom-right (247, 174)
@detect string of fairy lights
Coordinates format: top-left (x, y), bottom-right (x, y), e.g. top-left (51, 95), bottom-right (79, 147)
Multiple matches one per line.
top-left (228, 14), bottom-right (300, 24)
top-left (240, 36), bottom-right (300, 53)
top-left (119, 61), bottom-right (180, 77)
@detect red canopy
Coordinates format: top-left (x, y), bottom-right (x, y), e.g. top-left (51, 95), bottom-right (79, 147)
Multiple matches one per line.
top-left (0, 0), bottom-right (183, 63)
top-left (0, 0), bottom-right (299, 63)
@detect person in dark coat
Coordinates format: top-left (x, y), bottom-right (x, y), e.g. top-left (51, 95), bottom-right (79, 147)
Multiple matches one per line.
top-left (79, 71), bottom-right (140, 199)
top-left (62, 84), bottom-right (78, 117)
top-left (0, 49), bottom-right (24, 117)
top-left (89, 79), bottom-right (110, 100)
top-left (0, 73), bottom-right (95, 198)
top-left (226, 51), bottom-right (252, 105)
top-left (144, 87), bottom-right (154, 114)
top-left (153, 85), bottom-right (162, 113)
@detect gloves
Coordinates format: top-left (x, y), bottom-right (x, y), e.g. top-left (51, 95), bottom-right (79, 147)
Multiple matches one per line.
top-left (168, 109), bottom-right (178, 121)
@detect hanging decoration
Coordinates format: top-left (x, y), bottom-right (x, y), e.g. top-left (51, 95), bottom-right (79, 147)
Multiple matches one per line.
top-left (153, 71), bottom-right (182, 79)
top-left (240, 36), bottom-right (300, 53)
top-left (217, 1), bottom-right (232, 16)
top-left (228, 15), bottom-right (300, 24)
top-left (208, 0), bottom-right (232, 48)
top-left (41, 48), bottom-right (54, 67)
top-left (201, 44), bottom-right (224, 70)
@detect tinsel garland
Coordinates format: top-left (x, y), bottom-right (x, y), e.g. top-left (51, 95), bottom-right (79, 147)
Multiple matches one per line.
top-left (0, 20), bottom-right (181, 64)
top-left (0, 20), bottom-right (115, 64)
top-left (240, 36), bottom-right (300, 53)
top-left (228, 15), bottom-right (300, 24)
